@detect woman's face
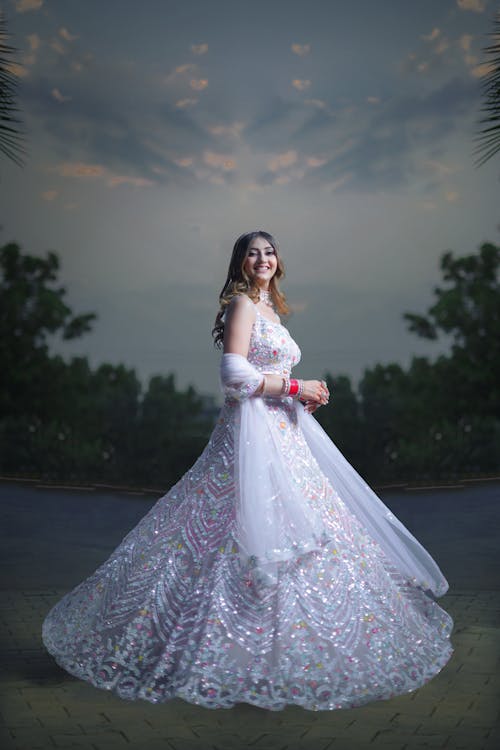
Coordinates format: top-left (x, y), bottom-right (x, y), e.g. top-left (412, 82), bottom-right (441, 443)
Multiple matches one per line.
top-left (243, 235), bottom-right (278, 289)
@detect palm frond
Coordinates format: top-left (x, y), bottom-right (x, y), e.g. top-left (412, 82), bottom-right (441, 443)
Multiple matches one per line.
top-left (474, 11), bottom-right (500, 167)
top-left (0, 10), bottom-right (26, 168)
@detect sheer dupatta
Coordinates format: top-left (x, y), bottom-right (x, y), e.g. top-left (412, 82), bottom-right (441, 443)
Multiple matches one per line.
top-left (220, 353), bottom-right (328, 583)
top-left (220, 353), bottom-right (449, 596)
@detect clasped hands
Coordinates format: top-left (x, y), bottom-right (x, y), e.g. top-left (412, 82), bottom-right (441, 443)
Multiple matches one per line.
top-left (301, 379), bottom-right (330, 414)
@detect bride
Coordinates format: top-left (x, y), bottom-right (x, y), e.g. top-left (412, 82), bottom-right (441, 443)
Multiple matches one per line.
top-left (42, 230), bottom-right (453, 711)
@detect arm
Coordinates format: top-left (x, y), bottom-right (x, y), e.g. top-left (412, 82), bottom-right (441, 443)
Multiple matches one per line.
top-left (223, 296), bottom-right (287, 397)
top-left (222, 295), bottom-right (330, 405)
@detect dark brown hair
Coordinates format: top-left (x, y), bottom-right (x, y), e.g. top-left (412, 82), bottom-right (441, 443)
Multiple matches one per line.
top-left (212, 230), bottom-right (290, 348)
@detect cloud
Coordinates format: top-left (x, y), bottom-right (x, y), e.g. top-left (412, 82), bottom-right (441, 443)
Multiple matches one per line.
top-left (191, 43), bottom-right (208, 55)
top-left (173, 157), bottom-right (194, 168)
top-left (19, 53), bottom-right (215, 185)
top-left (15, 0), bottom-right (43, 12)
top-left (306, 156), bottom-right (328, 168)
top-left (367, 96), bottom-right (380, 105)
top-left (422, 28), bottom-right (441, 42)
top-left (202, 151), bottom-right (236, 170)
top-left (470, 62), bottom-right (495, 78)
top-left (6, 62), bottom-right (28, 78)
top-left (305, 98), bottom-right (325, 109)
top-left (27, 33), bottom-right (40, 51)
top-left (165, 63), bottom-right (197, 83)
top-left (107, 175), bottom-right (154, 188)
top-left (445, 190), bottom-right (460, 202)
top-left (208, 121), bottom-right (245, 138)
top-left (267, 150), bottom-right (298, 171)
top-left (56, 162), bottom-right (105, 178)
top-left (190, 78), bottom-right (208, 91)
top-left (459, 34), bottom-right (473, 52)
top-left (456, 0), bottom-right (485, 11)
top-left (51, 88), bottom-right (71, 103)
top-left (270, 76), bottom-right (480, 192)
top-left (41, 189), bottom-right (57, 201)
top-left (54, 161), bottom-right (154, 188)
top-left (175, 98), bottom-right (198, 109)
top-left (59, 27), bottom-right (78, 42)
top-left (292, 79), bottom-right (311, 91)
top-left (50, 38), bottom-right (67, 55)
top-left (434, 38), bottom-right (450, 55)
top-left (291, 43), bottom-right (310, 56)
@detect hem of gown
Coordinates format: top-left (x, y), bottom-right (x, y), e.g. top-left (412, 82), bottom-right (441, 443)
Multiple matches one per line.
top-left (43, 636), bottom-right (454, 712)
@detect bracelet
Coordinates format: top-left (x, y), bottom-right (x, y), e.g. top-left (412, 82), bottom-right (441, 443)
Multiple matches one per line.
top-left (288, 379), bottom-right (299, 397)
top-left (297, 379), bottom-right (304, 400)
top-left (281, 376), bottom-right (290, 396)
top-left (261, 375), bottom-right (267, 395)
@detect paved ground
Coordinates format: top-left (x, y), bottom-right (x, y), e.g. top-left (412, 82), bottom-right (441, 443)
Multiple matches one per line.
top-left (1, 479), bottom-right (499, 749)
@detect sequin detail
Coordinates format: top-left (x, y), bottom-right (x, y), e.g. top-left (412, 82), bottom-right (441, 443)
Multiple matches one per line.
top-left (42, 308), bottom-right (453, 710)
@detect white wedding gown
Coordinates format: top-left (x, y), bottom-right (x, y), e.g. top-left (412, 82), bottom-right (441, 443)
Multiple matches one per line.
top-left (42, 306), bottom-right (453, 710)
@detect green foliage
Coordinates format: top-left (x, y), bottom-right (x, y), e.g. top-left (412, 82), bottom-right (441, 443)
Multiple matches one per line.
top-left (1, 239), bottom-right (499, 486)
top-left (320, 242), bottom-right (500, 482)
top-left (0, 242), bottom-right (212, 487)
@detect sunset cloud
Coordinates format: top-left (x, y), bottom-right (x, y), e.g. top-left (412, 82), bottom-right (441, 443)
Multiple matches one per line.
top-left (56, 162), bottom-right (105, 178)
top-left (203, 151), bottom-right (236, 170)
top-left (107, 175), bottom-right (154, 187)
top-left (173, 157), bottom-right (194, 168)
top-left (422, 28), bottom-right (440, 42)
top-left (59, 27), bottom-right (78, 42)
top-left (470, 62), bottom-right (494, 78)
top-left (165, 63), bottom-right (197, 83)
top-left (459, 33), bottom-right (473, 52)
top-left (50, 38), bottom-right (66, 55)
top-left (190, 78), bottom-right (208, 91)
top-left (268, 150), bottom-right (298, 171)
top-left (27, 33), bottom-right (40, 51)
top-left (16, 0), bottom-right (43, 12)
top-left (54, 161), bottom-right (154, 188)
top-left (191, 43), bottom-right (208, 55)
top-left (457, 0), bottom-right (485, 11)
top-left (291, 43), bottom-right (310, 56)
top-left (51, 88), bottom-right (71, 103)
top-left (306, 156), bottom-right (328, 168)
top-left (292, 79), bottom-right (311, 91)
top-left (208, 121), bottom-right (245, 138)
top-left (175, 98), bottom-right (198, 109)
top-left (6, 62), bottom-right (28, 78)
top-left (41, 189), bottom-right (57, 201)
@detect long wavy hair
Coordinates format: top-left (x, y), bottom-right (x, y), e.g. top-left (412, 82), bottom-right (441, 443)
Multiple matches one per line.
top-left (212, 230), bottom-right (290, 349)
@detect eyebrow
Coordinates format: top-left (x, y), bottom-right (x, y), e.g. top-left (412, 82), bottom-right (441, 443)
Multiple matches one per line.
top-left (248, 245), bottom-right (274, 251)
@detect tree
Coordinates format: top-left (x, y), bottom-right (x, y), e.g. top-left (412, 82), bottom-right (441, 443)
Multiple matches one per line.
top-left (0, 242), bottom-right (97, 415)
top-left (402, 242), bottom-right (500, 419)
top-left (475, 10), bottom-right (500, 166)
top-left (0, 11), bottom-right (25, 167)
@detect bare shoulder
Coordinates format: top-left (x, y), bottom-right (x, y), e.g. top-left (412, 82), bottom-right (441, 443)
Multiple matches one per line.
top-left (223, 294), bottom-right (256, 354)
top-left (227, 293), bottom-right (254, 311)
top-left (226, 294), bottom-right (256, 319)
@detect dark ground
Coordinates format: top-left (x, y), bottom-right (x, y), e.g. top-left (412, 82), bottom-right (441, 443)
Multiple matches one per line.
top-left (1, 477), bottom-right (499, 750)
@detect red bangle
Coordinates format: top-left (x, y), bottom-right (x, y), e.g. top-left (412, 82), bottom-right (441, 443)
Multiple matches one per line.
top-left (288, 379), bottom-right (299, 396)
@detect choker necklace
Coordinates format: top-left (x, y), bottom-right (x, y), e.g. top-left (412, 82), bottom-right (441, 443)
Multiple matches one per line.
top-left (259, 289), bottom-right (274, 308)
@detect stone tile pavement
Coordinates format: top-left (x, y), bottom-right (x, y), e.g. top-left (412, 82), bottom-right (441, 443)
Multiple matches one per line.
top-left (1, 588), bottom-right (499, 750)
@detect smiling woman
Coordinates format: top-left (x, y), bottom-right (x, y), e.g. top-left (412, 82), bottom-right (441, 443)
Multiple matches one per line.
top-left (42, 230), bottom-right (453, 711)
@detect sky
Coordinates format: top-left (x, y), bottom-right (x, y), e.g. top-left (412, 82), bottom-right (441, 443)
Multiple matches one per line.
top-left (1, 0), bottom-right (499, 403)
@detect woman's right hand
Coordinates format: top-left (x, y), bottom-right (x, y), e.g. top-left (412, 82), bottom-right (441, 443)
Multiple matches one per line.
top-left (300, 379), bottom-right (330, 406)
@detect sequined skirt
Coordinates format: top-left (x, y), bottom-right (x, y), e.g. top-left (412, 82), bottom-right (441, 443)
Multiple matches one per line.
top-left (42, 398), bottom-right (453, 710)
